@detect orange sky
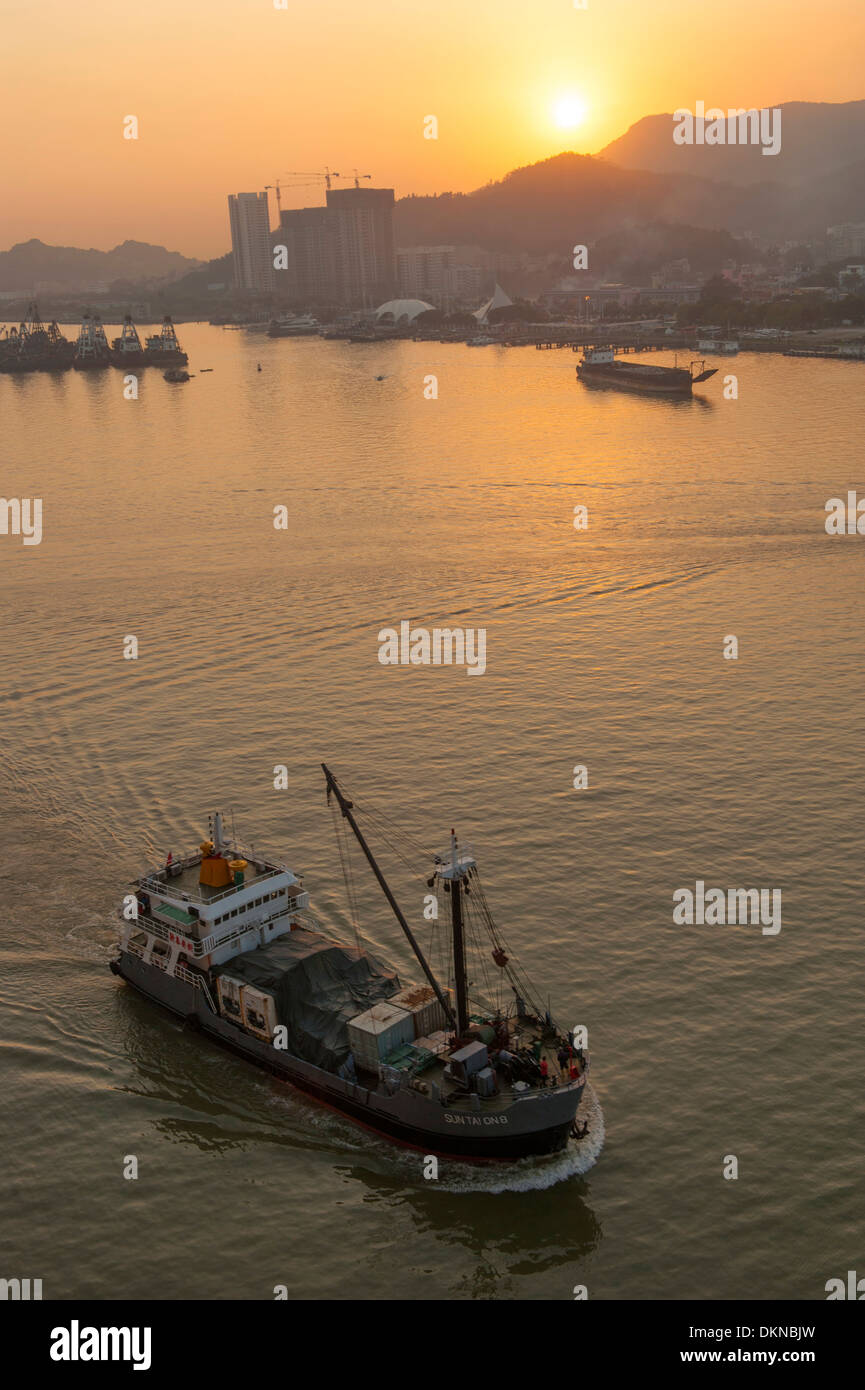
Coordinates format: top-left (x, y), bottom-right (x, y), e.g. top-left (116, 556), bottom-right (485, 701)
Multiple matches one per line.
top-left (0, 0), bottom-right (863, 258)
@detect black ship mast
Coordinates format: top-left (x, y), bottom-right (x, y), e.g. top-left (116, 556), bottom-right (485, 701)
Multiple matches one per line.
top-left (441, 831), bottom-right (470, 1036)
top-left (322, 764), bottom-right (460, 1035)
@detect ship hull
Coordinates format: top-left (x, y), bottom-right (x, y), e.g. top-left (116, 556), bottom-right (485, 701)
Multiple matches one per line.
top-left (109, 352), bottom-right (147, 367)
top-left (145, 350), bottom-right (188, 365)
top-left (111, 951), bottom-right (585, 1160)
top-left (267, 327), bottom-right (319, 337)
top-left (577, 362), bottom-right (692, 395)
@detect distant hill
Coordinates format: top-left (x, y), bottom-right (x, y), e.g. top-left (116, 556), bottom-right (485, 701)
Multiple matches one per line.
top-left (599, 100), bottom-right (865, 186)
top-left (0, 239), bottom-right (202, 293)
top-left (394, 133), bottom-right (865, 258)
top-left (394, 153), bottom-right (732, 255)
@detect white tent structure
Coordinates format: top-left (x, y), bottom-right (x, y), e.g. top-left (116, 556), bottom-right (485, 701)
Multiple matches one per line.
top-left (473, 283), bottom-right (513, 323)
top-left (375, 298), bottom-right (435, 324)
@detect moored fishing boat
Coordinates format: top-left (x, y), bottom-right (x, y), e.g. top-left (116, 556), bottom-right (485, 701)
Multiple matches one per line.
top-left (109, 767), bottom-right (591, 1160)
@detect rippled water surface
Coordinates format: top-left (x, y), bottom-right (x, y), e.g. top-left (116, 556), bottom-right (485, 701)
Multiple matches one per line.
top-left (1, 329), bottom-right (863, 1299)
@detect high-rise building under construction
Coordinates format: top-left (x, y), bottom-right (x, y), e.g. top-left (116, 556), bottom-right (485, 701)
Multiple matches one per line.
top-left (277, 186), bottom-right (396, 308)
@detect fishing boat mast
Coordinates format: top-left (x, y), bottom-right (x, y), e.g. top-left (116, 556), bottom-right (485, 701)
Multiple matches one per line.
top-left (438, 830), bottom-right (470, 1036)
top-left (321, 764), bottom-right (459, 1034)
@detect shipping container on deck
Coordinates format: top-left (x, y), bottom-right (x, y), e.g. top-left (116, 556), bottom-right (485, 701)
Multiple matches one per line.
top-left (217, 975), bottom-right (244, 1020)
top-left (389, 983), bottom-right (453, 1039)
top-left (240, 985), bottom-right (277, 1041)
top-left (347, 1002), bottom-right (413, 1073)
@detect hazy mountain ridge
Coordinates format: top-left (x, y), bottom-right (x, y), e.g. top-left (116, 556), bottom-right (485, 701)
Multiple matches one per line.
top-left (394, 153), bottom-right (734, 254)
top-left (0, 238), bottom-right (202, 292)
top-left (394, 107), bottom-right (865, 254)
top-left (598, 100), bottom-right (865, 186)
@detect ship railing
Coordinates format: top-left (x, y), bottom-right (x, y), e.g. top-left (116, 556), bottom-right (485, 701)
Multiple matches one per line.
top-left (196, 900), bottom-right (309, 955)
top-left (125, 935), bottom-right (167, 968)
top-left (124, 936), bottom-right (217, 1011)
top-left (139, 858), bottom-right (294, 906)
top-left (128, 899), bottom-right (311, 958)
top-left (173, 962), bottom-right (217, 1012)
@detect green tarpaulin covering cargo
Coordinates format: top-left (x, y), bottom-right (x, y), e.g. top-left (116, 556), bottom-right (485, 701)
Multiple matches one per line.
top-left (214, 928), bottom-right (400, 1072)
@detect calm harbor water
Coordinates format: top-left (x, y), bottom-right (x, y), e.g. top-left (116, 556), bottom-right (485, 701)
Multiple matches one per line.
top-left (1, 327), bottom-right (863, 1300)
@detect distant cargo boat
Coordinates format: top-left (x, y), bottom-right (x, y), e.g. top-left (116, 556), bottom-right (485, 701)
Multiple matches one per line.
top-left (38, 318), bottom-right (76, 370)
top-left (697, 338), bottom-right (739, 354)
top-left (0, 328), bottom-right (31, 373)
top-left (110, 315), bottom-right (146, 366)
top-left (576, 346), bottom-right (717, 396)
top-left (72, 312), bottom-right (111, 370)
top-left (267, 314), bottom-right (320, 337)
top-left (144, 316), bottom-right (188, 365)
top-left (110, 767), bottom-right (591, 1160)
top-left (0, 304), bottom-right (74, 373)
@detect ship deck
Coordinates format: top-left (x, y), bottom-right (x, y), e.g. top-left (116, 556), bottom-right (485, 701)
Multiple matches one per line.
top-left (139, 854), bottom-right (290, 906)
top-left (365, 1015), bottom-right (584, 1109)
top-left (599, 361), bottom-right (689, 377)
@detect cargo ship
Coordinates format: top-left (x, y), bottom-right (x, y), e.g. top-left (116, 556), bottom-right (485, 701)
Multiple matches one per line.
top-left (109, 766), bottom-right (591, 1160)
top-left (110, 316), bottom-right (147, 366)
top-left (576, 346), bottom-right (717, 396)
top-left (0, 304), bottom-right (74, 373)
top-left (144, 316), bottom-right (188, 365)
top-left (72, 313), bottom-right (111, 370)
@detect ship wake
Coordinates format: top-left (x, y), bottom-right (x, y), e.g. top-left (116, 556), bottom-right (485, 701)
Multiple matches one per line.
top-left (435, 1084), bottom-right (605, 1193)
top-left (290, 1081), bottom-right (605, 1190)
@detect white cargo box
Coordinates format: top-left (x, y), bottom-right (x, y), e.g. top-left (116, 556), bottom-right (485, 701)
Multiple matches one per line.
top-left (414, 1034), bottom-right (448, 1057)
top-left (217, 975), bottom-right (244, 1021)
top-left (449, 1040), bottom-right (489, 1081)
top-left (389, 983), bottom-right (453, 1039)
top-left (240, 984), bottom-right (277, 1041)
top-left (476, 1066), bottom-right (497, 1098)
top-left (347, 1002), bottom-right (413, 1073)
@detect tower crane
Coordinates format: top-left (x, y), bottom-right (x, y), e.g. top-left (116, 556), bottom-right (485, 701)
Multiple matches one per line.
top-left (335, 169), bottom-right (372, 189)
top-left (264, 177), bottom-right (288, 212)
top-left (281, 167), bottom-right (373, 191)
top-left (283, 167), bottom-right (339, 190)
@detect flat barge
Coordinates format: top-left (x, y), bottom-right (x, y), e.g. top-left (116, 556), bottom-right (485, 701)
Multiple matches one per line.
top-left (576, 346), bottom-right (717, 396)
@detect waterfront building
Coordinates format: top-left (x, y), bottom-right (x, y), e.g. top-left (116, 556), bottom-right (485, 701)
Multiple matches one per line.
top-left (228, 192), bottom-right (275, 294)
top-left (326, 186), bottom-right (395, 308)
top-left (277, 206), bottom-right (341, 304)
top-left (827, 222), bottom-right (865, 260)
top-left (396, 246), bottom-right (483, 307)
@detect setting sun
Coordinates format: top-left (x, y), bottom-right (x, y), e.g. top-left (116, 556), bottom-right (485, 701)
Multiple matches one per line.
top-left (553, 93), bottom-right (588, 130)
